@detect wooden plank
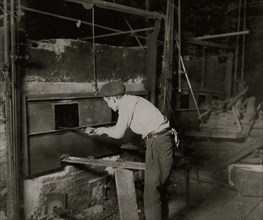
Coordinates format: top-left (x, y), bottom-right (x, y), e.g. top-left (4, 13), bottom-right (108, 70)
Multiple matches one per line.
top-left (115, 168), bottom-right (139, 220)
top-left (62, 156), bottom-right (145, 170)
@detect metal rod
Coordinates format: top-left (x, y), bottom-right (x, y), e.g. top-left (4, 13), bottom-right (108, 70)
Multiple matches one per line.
top-left (22, 6), bottom-right (126, 34)
top-left (3, 0), bottom-right (9, 62)
top-left (122, 17), bottom-right (144, 50)
top-left (22, 6), bottom-right (148, 41)
top-left (194, 30), bottom-right (249, 40)
top-left (178, 0), bottom-right (181, 92)
top-left (65, 0), bottom-right (164, 19)
top-left (177, 52), bottom-right (204, 124)
top-left (112, 0), bottom-right (144, 50)
top-left (3, 0), bottom-right (15, 218)
top-left (183, 39), bottom-right (234, 49)
top-left (241, 0), bottom-right (247, 81)
top-left (28, 122), bottom-right (116, 136)
top-left (233, 0), bottom-right (242, 92)
top-left (92, 6), bottom-right (98, 92)
top-left (201, 47), bottom-right (206, 89)
top-left (82, 27), bottom-right (153, 40)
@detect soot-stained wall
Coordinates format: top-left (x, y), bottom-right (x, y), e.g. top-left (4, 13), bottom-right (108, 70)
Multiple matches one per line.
top-left (25, 39), bottom-right (146, 84)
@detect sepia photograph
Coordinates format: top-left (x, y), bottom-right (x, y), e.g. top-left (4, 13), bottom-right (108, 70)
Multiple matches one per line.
top-left (0, 0), bottom-right (262, 219)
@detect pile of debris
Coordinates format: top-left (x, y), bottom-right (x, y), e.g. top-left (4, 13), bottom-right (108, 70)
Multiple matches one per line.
top-left (200, 81), bottom-right (263, 139)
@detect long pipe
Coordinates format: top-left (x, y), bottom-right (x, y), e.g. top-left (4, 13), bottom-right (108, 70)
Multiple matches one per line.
top-left (233, 0), bottom-right (242, 93)
top-left (112, 0), bottom-right (144, 50)
top-left (10, 0), bottom-right (20, 218)
top-left (83, 27), bottom-right (154, 40)
top-left (22, 6), bottom-right (148, 41)
top-left (66, 0), bottom-right (164, 19)
top-left (3, 0), bottom-right (14, 218)
top-left (91, 6), bottom-right (98, 92)
top-left (194, 30), bottom-right (249, 40)
top-left (178, 0), bottom-right (181, 92)
top-left (4, 0), bottom-right (20, 218)
top-left (241, 0), bottom-right (247, 81)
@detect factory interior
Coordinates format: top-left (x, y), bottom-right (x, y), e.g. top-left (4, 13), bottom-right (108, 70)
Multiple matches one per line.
top-left (0, 0), bottom-right (263, 219)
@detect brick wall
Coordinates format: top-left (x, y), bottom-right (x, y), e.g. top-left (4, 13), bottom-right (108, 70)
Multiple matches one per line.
top-left (24, 161), bottom-right (113, 219)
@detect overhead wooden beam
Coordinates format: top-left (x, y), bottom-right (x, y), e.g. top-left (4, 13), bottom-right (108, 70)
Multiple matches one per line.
top-left (194, 30), bottom-right (250, 40)
top-left (65, 0), bottom-right (164, 19)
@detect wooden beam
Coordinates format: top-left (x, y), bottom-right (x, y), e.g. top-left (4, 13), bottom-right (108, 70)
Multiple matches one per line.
top-left (66, 0), bottom-right (164, 19)
top-left (62, 156), bottom-right (145, 170)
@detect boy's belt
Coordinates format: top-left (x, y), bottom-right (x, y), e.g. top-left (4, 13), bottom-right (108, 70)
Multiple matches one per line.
top-left (145, 128), bottom-right (172, 141)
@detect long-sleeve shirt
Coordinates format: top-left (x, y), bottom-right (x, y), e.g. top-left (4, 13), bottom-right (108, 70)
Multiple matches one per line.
top-left (103, 95), bottom-right (170, 139)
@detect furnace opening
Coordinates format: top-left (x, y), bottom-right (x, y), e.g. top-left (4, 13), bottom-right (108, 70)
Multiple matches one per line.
top-left (54, 103), bottom-right (79, 129)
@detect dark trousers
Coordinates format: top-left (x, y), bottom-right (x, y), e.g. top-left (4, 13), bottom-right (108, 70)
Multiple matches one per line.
top-left (144, 133), bottom-right (174, 220)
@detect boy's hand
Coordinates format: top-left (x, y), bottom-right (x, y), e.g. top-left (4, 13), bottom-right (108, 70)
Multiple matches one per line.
top-left (94, 127), bottom-right (107, 136)
top-left (83, 127), bottom-right (95, 135)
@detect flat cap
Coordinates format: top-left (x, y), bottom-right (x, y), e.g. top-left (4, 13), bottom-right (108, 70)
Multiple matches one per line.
top-left (99, 81), bottom-right (126, 97)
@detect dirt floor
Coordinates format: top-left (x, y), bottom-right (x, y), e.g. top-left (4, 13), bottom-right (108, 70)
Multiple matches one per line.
top-left (51, 166), bottom-right (262, 220)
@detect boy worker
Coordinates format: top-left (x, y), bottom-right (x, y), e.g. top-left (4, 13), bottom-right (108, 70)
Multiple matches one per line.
top-left (85, 81), bottom-right (178, 220)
